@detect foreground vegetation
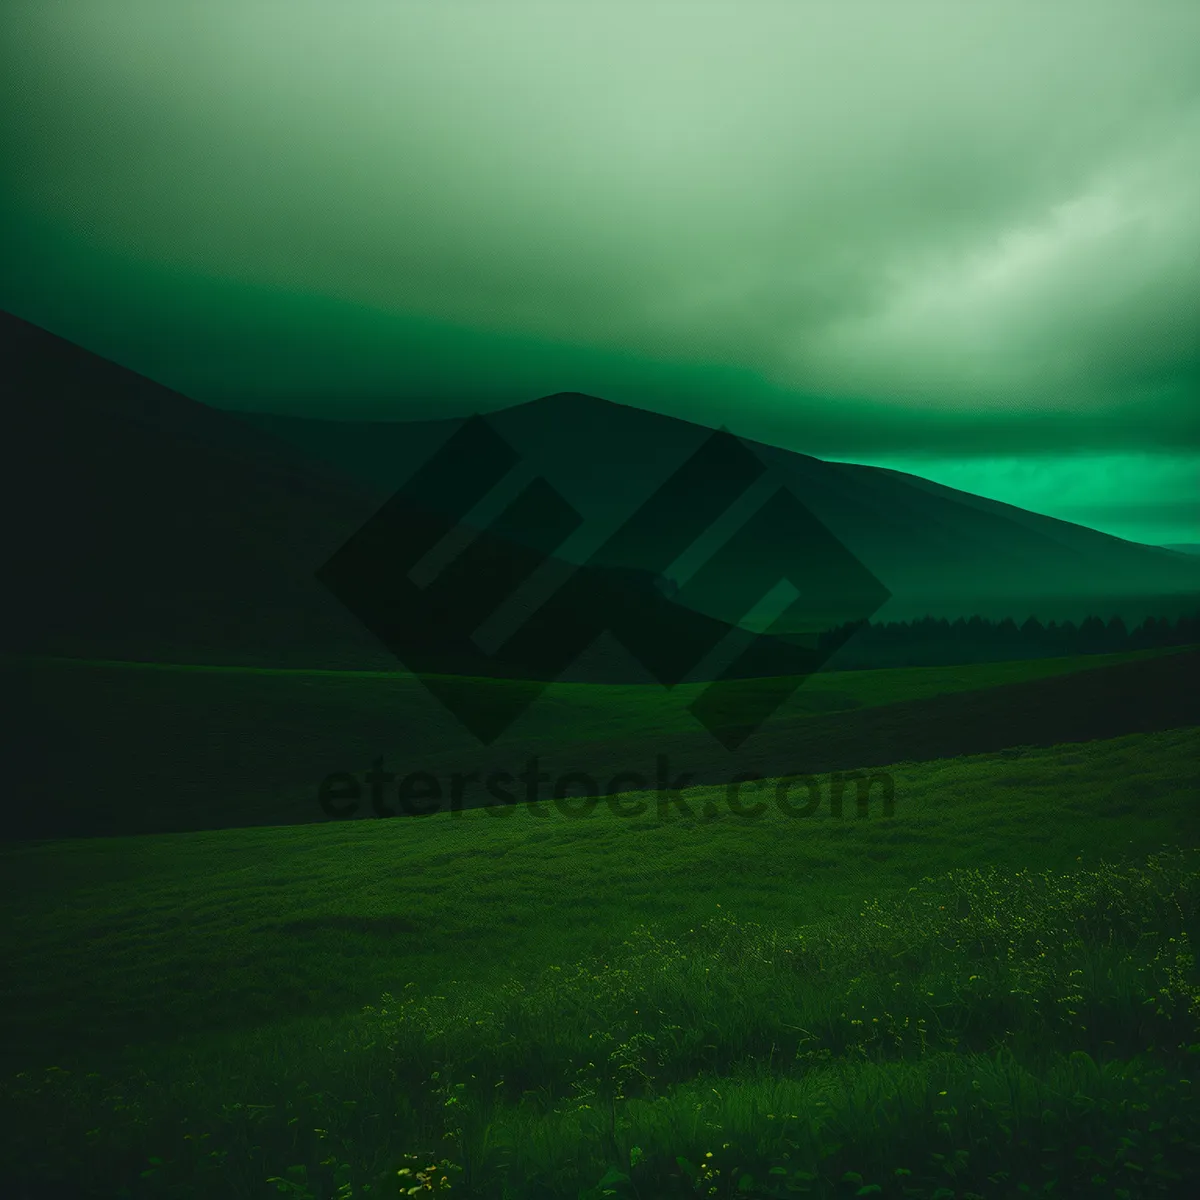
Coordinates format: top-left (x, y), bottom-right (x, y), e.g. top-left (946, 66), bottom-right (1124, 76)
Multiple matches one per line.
top-left (2, 722), bottom-right (1198, 1197)
top-left (2, 846), bottom-right (1197, 1198)
top-left (3, 726), bottom-right (1195, 1070)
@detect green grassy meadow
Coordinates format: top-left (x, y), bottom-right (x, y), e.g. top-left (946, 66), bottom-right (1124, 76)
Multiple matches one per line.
top-left (3, 640), bottom-right (1200, 1198)
top-left (26, 643), bottom-right (1179, 758)
top-left (16, 644), bottom-right (1187, 839)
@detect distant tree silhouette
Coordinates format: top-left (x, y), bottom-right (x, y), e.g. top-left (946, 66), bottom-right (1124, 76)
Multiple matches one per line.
top-left (1078, 615), bottom-right (1106, 653)
top-left (1020, 615), bottom-right (1044, 646)
top-left (1106, 615), bottom-right (1128, 650)
top-left (814, 606), bottom-right (1198, 670)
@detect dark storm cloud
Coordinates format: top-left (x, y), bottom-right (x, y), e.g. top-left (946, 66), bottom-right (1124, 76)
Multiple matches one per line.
top-left (1, 3), bottom-right (1197, 541)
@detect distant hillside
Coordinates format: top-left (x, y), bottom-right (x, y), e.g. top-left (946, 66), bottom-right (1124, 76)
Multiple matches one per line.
top-left (241, 392), bottom-right (1200, 624)
top-left (8, 306), bottom-right (1197, 684)
top-left (1162, 543), bottom-right (1200, 556)
top-left (3, 312), bottom-right (813, 685)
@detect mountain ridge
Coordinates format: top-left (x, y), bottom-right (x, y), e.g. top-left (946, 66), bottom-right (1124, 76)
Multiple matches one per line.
top-left (237, 395), bottom-right (1200, 622)
top-left (4, 310), bottom-right (824, 681)
top-left (7, 307), bottom-right (1198, 680)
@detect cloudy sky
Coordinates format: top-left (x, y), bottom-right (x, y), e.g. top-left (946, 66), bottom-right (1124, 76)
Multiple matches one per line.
top-left (3, 2), bottom-right (1197, 545)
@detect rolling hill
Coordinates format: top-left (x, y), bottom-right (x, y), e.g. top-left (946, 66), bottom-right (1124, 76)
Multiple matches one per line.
top-left (5, 311), bottom-right (814, 683)
top-left (241, 392), bottom-right (1200, 626)
top-left (7, 308), bottom-right (1198, 688)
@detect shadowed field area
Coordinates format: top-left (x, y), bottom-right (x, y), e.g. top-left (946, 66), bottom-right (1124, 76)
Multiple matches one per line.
top-left (11, 644), bottom-right (1196, 838)
top-left (1, 724), bottom-right (1197, 1198)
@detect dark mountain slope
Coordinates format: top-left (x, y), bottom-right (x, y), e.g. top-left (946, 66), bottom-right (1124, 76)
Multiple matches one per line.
top-left (5, 310), bottom-right (397, 669)
top-left (242, 392), bottom-right (1200, 622)
top-left (3, 314), bottom-right (816, 684)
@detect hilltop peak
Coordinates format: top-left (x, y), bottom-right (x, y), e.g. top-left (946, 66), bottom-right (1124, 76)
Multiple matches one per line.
top-left (516, 390), bottom-right (618, 411)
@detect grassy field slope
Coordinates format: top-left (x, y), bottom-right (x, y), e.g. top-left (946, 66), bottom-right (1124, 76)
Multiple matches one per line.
top-left (13, 645), bottom-right (1194, 838)
top-left (3, 724), bottom-right (1195, 1076)
top-left (1, 723), bottom-right (1197, 1198)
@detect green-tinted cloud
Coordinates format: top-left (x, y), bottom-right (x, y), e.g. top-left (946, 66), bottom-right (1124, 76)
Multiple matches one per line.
top-left (1, 2), bottom-right (1197, 542)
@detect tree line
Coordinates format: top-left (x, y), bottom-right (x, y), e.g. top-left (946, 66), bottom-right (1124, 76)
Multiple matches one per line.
top-left (816, 608), bottom-right (1200, 669)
